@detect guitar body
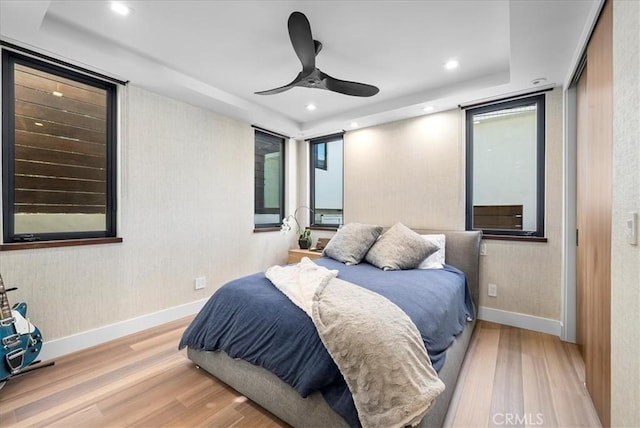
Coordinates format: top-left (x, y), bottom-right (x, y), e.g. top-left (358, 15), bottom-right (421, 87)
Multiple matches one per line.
top-left (0, 302), bottom-right (43, 382)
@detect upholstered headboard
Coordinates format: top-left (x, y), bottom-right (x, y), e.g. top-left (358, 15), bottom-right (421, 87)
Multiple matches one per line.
top-left (413, 229), bottom-right (482, 307)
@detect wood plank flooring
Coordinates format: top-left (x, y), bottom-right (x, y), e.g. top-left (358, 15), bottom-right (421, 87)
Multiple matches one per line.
top-left (0, 318), bottom-right (601, 427)
top-left (445, 322), bottom-right (601, 427)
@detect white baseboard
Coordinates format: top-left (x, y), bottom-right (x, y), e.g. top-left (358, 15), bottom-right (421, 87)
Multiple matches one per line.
top-left (36, 302), bottom-right (561, 362)
top-left (477, 306), bottom-right (563, 337)
top-left (38, 299), bottom-right (208, 362)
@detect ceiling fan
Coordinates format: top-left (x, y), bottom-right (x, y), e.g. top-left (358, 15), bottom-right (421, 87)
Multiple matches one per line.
top-left (255, 12), bottom-right (379, 97)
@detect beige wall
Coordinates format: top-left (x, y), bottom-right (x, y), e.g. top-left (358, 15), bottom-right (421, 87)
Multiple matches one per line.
top-left (5, 84), bottom-right (563, 344)
top-left (480, 89), bottom-right (563, 320)
top-left (0, 85), bottom-right (292, 341)
top-left (344, 110), bottom-right (465, 229)
top-left (611, 0), bottom-right (640, 425)
top-left (341, 88), bottom-right (563, 320)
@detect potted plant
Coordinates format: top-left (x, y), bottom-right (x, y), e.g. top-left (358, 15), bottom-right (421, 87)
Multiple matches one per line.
top-left (281, 206), bottom-right (315, 249)
top-left (298, 227), bottom-right (312, 249)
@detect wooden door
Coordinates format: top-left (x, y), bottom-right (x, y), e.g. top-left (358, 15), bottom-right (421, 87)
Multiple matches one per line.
top-left (575, 1), bottom-right (612, 426)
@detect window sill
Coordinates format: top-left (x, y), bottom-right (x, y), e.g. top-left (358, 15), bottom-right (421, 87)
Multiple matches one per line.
top-left (253, 227), bottom-right (282, 233)
top-left (0, 237), bottom-right (123, 251)
top-left (482, 234), bottom-right (548, 243)
top-left (309, 225), bottom-right (339, 232)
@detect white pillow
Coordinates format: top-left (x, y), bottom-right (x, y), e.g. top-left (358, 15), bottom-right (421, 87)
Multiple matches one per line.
top-left (418, 234), bottom-right (446, 269)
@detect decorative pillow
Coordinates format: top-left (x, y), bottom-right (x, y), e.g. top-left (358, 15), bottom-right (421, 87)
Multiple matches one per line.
top-left (365, 223), bottom-right (438, 271)
top-left (323, 223), bottom-right (383, 265)
top-left (418, 234), bottom-right (446, 269)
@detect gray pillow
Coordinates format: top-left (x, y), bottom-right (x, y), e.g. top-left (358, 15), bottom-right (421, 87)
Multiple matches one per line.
top-left (365, 223), bottom-right (438, 270)
top-left (323, 223), bottom-right (383, 265)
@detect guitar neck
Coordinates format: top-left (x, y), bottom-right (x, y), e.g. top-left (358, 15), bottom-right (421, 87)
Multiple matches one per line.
top-left (0, 274), bottom-right (13, 320)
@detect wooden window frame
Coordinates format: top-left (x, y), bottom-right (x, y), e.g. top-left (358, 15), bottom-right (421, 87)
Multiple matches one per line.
top-left (2, 50), bottom-right (118, 243)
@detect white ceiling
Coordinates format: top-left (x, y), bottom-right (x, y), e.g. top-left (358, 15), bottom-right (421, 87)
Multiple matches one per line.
top-left (1, 0), bottom-right (599, 138)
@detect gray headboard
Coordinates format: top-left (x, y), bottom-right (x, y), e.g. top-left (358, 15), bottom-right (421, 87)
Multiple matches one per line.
top-left (413, 229), bottom-right (482, 306)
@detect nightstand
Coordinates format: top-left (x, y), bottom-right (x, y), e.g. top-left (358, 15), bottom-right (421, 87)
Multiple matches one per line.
top-left (287, 248), bottom-right (323, 264)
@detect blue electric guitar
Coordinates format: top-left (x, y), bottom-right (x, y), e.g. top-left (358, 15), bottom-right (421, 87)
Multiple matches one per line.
top-left (0, 274), bottom-right (42, 382)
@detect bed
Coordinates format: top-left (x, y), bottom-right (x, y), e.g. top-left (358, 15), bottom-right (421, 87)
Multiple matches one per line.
top-left (180, 228), bottom-right (481, 427)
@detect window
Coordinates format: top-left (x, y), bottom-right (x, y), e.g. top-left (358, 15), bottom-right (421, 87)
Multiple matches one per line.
top-left (2, 51), bottom-right (117, 243)
top-left (254, 129), bottom-right (284, 228)
top-left (310, 134), bottom-right (343, 227)
top-left (314, 142), bottom-right (327, 170)
top-left (465, 94), bottom-right (545, 237)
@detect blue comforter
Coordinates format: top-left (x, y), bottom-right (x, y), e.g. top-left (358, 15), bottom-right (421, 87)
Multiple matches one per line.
top-left (179, 258), bottom-right (474, 427)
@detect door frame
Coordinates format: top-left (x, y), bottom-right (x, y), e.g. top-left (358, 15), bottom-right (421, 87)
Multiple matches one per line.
top-left (560, 0), bottom-right (604, 343)
top-left (562, 86), bottom-right (578, 343)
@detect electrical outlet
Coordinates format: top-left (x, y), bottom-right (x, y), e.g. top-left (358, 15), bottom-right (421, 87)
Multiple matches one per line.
top-left (480, 243), bottom-right (487, 256)
top-left (488, 283), bottom-right (497, 297)
top-left (194, 276), bottom-right (206, 290)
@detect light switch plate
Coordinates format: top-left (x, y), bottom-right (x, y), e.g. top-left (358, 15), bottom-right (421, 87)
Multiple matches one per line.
top-left (627, 212), bottom-right (638, 245)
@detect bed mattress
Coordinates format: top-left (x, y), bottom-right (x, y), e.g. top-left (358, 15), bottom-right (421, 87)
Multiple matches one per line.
top-left (179, 257), bottom-right (474, 427)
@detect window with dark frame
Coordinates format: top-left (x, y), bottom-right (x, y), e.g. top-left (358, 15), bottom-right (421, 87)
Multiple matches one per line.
top-left (465, 93), bottom-right (546, 238)
top-left (310, 134), bottom-right (343, 227)
top-left (314, 142), bottom-right (327, 170)
top-left (254, 129), bottom-right (285, 228)
top-left (2, 50), bottom-right (117, 243)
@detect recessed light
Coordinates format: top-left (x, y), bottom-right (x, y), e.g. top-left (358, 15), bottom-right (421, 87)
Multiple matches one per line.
top-left (111, 2), bottom-right (131, 16)
top-left (34, 122), bottom-right (44, 127)
top-left (52, 91), bottom-right (63, 97)
top-left (474, 120), bottom-right (481, 125)
top-left (444, 59), bottom-right (459, 70)
top-left (423, 106), bottom-right (434, 113)
top-left (306, 104), bottom-right (316, 111)
top-left (530, 77), bottom-right (547, 85)
top-left (350, 122), bottom-right (358, 128)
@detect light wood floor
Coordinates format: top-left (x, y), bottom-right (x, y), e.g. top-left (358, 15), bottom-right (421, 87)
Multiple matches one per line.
top-left (0, 318), bottom-right (601, 427)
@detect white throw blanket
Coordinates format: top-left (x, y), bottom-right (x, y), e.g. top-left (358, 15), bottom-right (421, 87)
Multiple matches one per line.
top-left (265, 257), bottom-right (339, 317)
top-left (265, 258), bottom-right (445, 428)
